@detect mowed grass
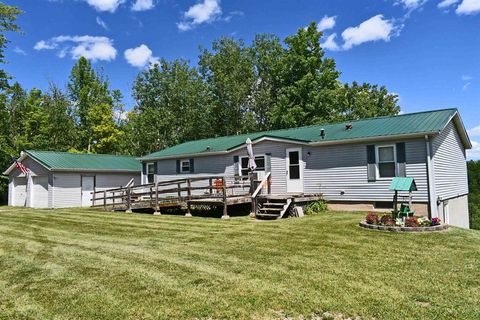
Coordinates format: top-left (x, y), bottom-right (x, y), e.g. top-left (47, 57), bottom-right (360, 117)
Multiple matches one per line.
top-left (0, 207), bottom-right (479, 320)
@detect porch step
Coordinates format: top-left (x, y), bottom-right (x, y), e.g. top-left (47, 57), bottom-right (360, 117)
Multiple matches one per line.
top-left (256, 198), bottom-right (293, 220)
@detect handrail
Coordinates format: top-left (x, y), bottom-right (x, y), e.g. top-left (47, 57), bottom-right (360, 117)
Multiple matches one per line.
top-left (91, 174), bottom-right (252, 209)
top-left (251, 172), bottom-right (271, 198)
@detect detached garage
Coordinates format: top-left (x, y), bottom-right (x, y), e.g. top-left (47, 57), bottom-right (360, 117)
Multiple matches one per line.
top-left (3, 150), bottom-right (141, 208)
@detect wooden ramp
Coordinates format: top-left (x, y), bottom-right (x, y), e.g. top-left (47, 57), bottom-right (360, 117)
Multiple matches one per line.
top-left (92, 173), bottom-right (322, 219)
top-left (92, 175), bottom-right (253, 218)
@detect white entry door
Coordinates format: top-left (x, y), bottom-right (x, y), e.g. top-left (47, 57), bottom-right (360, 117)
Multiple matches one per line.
top-left (286, 148), bottom-right (303, 193)
top-left (443, 201), bottom-right (450, 224)
top-left (81, 176), bottom-right (95, 207)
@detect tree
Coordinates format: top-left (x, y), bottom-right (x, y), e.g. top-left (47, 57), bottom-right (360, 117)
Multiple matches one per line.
top-left (199, 37), bottom-right (256, 135)
top-left (0, 2), bottom-right (22, 91)
top-left (129, 59), bottom-right (212, 155)
top-left (334, 82), bottom-right (400, 121)
top-left (250, 34), bottom-right (284, 130)
top-left (267, 22), bottom-right (341, 129)
top-left (67, 57), bottom-right (123, 153)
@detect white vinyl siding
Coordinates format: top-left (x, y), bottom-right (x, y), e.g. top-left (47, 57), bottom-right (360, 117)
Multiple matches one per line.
top-left (432, 121), bottom-right (469, 200)
top-left (303, 139), bottom-right (429, 202)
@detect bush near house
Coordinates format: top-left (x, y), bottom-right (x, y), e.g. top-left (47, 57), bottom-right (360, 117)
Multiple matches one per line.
top-left (468, 160), bottom-right (480, 230)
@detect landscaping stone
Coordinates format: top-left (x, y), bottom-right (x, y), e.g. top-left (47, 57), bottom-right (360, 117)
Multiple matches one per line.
top-left (359, 221), bottom-right (449, 233)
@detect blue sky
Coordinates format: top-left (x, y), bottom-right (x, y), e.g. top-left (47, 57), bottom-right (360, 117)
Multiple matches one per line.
top-left (4, 0), bottom-right (480, 158)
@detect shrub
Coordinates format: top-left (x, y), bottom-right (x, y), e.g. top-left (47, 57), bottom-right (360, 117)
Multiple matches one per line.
top-left (404, 216), bottom-right (419, 227)
top-left (305, 199), bottom-right (328, 215)
top-left (380, 214), bottom-right (395, 226)
top-left (365, 212), bottom-right (379, 225)
top-left (431, 217), bottom-right (441, 226)
top-left (418, 217), bottom-right (432, 227)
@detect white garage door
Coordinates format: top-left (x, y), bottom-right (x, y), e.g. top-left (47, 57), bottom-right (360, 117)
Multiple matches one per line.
top-left (32, 176), bottom-right (49, 208)
top-left (13, 177), bottom-right (27, 207)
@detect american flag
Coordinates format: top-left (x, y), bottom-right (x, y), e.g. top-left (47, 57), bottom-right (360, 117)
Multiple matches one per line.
top-left (13, 157), bottom-right (29, 174)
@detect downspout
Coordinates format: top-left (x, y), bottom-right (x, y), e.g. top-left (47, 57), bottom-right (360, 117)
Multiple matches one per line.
top-left (425, 135), bottom-right (438, 218)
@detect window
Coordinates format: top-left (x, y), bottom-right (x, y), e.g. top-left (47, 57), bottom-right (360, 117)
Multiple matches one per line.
top-left (288, 150), bottom-right (300, 179)
top-left (376, 145), bottom-right (396, 178)
top-left (146, 163), bottom-right (155, 183)
top-left (240, 156), bottom-right (265, 176)
top-left (180, 160), bottom-right (190, 173)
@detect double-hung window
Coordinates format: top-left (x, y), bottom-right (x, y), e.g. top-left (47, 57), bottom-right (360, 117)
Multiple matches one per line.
top-left (146, 163), bottom-right (155, 183)
top-left (180, 160), bottom-right (191, 173)
top-left (240, 156), bottom-right (265, 176)
top-left (376, 145), bottom-right (396, 178)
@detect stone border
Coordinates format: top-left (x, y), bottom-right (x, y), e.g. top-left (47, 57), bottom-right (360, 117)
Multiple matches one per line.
top-left (359, 221), bottom-right (449, 232)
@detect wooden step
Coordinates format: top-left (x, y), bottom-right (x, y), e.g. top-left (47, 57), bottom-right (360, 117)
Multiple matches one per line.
top-left (262, 202), bottom-right (286, 207)
top-left (256, 212), bottom-right (282, 217)
top-left (260, 207), bottom-right (283, 212)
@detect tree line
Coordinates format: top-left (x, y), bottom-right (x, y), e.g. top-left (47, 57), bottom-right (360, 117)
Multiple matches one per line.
top-left (0, 3), bottom-right (401, 203)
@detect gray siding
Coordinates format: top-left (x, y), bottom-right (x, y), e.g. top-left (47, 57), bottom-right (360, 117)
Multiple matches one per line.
top-left (150, 139), bottom-right (429, 202)
top-left (8, 177), bottom-right (13, 206)
top-left (150, 140), bottom-right (300, 194)
top-left (432, 121), bottom-right (469, 200)
top-left (303, 139), bottom-right (429, 202)
top-left (10, 157), bottom-right (49, 177)
top-left (95, 173), bottom-right (140, 191)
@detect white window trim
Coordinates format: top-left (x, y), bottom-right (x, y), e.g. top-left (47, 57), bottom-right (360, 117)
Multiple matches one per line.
top-left (375, 144), bottom-right (397, 180)
top-left (239, 154), bottom-right (266, 175)
top-left (146, 163), bottom-right (155, 183)
top-left (180, 159), bottom-right (191, 174)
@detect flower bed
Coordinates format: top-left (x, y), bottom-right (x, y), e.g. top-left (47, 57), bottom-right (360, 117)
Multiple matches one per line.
top-left (359, 213), bottom-right (448, 232)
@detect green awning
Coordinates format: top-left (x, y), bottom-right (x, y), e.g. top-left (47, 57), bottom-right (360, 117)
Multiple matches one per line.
top-left (389, 177), bottom-right (417, 192)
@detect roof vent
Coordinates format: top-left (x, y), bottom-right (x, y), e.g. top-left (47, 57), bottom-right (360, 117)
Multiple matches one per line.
top-left (345, 123), bottom-right (353, 130)
top-left (320, 128), bottom-right (325, 139)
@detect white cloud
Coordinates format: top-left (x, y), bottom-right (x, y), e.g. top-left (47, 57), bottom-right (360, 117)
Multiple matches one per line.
top-left (462, 82), bottom-right (471, 91)
top-left (124, 44), bottom-right (158, 67)
top-left (177, 0), bottom-right (222, 31)
top-left (321, 33), bottom-right (340, 51)
top-left (86, 0), bottom-right (125, 12)
top-left (438, 0), bottom-right (459, 8)
top-left (317, 15), bottom-right (336, 32)
top-left (467, 140), bottom-right (480, 160)
top-left (462, 75), bottom-right (473, 81)
top-left (396, 0), bottom-right (428, 9)
top-left (468, 125), bottom-right (480, 137)
top-left (456, 0), bottom-right (480, 14)
top-left (13, 47), bottom-right (27, 55)
top-left (96, 16), bottom-right (108, 30)
top-left (341, 15), bottom-right (399, 50)
top-left (34, 40), bottom-right (57, 50)
top-left (33, 35), bottom-right (117, 62)
top-left (131, 0), bottom-right (155, 11)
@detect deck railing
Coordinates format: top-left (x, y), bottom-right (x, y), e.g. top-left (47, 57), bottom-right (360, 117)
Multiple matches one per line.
top-left (251, 172), bottom-right (272, 215)
top-left (91, 175), bottom-right (252, 213)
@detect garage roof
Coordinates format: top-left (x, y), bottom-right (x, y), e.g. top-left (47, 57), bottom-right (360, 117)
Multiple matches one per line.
top-left (3, 150), bottom-right (141, 174)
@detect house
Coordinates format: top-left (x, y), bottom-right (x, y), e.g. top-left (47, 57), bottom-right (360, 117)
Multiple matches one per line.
top-left (3, 150), bottom-right (141, 208)
top-left (139, 108), bottom-right (472, 228)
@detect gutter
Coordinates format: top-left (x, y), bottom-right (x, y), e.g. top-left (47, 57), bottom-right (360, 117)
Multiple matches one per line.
top-left (141, 131), bottom-right (440, 162)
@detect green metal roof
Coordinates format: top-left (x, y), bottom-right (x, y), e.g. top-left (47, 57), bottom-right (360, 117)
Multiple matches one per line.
top-left (141, 108), bottom-right (460, 160)
top-left (26, 150), bottom-right (141, 172)
top-left (389, 177), bottom-right (418, 192)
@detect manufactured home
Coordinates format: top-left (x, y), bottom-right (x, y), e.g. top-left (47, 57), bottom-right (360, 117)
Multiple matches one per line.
top-left (3, 151), bottom-right (141, 208)
top-left (139, 109), bottom-right (472, 228)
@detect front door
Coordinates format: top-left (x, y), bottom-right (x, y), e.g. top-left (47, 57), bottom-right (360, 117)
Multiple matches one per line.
top-left (81, 176), bottom-right (95, 207)
top-left (286, 148), bottom-right (303, 193)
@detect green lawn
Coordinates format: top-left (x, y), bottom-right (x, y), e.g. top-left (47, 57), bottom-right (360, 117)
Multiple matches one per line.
top-left (0, 208), bottom-right (479, 320)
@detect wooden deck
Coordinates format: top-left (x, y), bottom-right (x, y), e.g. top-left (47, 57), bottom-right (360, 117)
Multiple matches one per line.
top-left (91, 173), bottom-right (322, 219)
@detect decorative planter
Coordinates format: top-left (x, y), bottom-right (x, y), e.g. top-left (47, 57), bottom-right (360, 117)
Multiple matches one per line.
top-left (359, 221), bottom-right (449, 232)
